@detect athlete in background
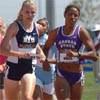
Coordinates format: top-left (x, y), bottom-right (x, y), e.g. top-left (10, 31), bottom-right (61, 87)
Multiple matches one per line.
top-left (0, 17), bottom-right (6, 100)
top-left (33, 18), bottom-right (57, 100)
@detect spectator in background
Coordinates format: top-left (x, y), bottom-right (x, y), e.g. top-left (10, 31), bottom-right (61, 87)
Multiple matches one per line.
top-left (91, 24), bottom-right (100, 100)
top-left (91, 24), bottom-right (100, 52)
top-left (91, 24), bottom-right (100, 83)
top-left (33, 18), bottom-right (57, 100)
top-left (0, 17), bottom-right (6, 100)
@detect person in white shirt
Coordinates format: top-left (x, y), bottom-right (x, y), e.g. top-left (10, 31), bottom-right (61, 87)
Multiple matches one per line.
top-left (91, 24), bottom-right (100, 100)
top-left (91, 24), bottom-right (100, 84)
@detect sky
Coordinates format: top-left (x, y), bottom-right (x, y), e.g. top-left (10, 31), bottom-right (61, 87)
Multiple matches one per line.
top-left (0, 0), bottom-right (73, 27)
top-left (0, 0), bottom-right (25, 25)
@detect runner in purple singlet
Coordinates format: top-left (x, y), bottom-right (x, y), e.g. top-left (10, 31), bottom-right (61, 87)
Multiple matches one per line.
top-left (43, 4), bottom-right (97, 100)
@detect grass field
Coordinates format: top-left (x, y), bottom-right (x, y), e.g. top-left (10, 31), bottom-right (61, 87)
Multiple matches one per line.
top-left (82, 71), bottom-right (100, 100)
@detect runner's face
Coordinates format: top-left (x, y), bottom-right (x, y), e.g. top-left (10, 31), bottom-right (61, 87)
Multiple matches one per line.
top-left (0, 19), bottom-right (5, 34)
top-left (21, 4), bottom-right (37, 22)
top-left (64, 7), bottom-right (79, 26)
top-left (37, 21), bottom-right (48, 33)
top-left (0, 20), bottom-right (3, 30)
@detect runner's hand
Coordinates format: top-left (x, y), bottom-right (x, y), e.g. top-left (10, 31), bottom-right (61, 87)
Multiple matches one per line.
top-left (43, 58), bottom-right (51, 71)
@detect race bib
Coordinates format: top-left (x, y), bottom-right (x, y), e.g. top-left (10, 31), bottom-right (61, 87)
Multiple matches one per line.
top-left (18, 48), bottom-right (37, 64)
top-left (59, 53), bottom-right (78, 63)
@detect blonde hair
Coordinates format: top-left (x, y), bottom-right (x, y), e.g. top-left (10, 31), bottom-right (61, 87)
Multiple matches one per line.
top-left (0, 17), bottom-right (6, 36)
top-left (16, 0), bottom-right (36, 21)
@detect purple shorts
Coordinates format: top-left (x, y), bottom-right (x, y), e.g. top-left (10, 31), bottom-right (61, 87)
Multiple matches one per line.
top-left (56, 68), bottom-right (84, 85)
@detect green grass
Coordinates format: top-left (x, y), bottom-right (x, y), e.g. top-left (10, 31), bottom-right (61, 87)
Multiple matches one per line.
top-left (82, 71), bottom-right (100, 100)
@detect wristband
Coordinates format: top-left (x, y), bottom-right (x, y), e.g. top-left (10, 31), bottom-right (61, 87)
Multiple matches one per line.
top-left (78, 52), bottom-right (81, 58)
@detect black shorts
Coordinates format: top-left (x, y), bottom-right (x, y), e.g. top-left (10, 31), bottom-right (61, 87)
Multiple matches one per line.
top-left (5, 59), bottom-right (35, 81)
top-left (0, 73), bottom-right (4, 89)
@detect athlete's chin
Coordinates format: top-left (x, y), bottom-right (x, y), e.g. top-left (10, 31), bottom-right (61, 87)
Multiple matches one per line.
top-left (70, 23), bottom-right (76, 27)
top-left (27, 18), bottom-right (33, 22)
